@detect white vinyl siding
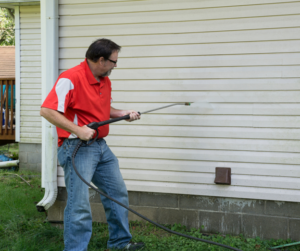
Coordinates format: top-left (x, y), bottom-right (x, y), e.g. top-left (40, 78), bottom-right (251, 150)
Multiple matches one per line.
top-left (20, 5), bottom-right (42, 143)
top-left (57, 0), bottom-right (300, 202)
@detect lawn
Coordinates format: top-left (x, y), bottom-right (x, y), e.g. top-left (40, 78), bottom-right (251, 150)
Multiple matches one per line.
top-left (0, 143), bottom-right (19, 161)
top-left (0, 170), bottom-right (299, 251)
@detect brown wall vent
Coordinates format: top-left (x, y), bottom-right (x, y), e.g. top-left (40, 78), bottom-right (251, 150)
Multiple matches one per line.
top-left (214, 167), bottom-right (231, 185)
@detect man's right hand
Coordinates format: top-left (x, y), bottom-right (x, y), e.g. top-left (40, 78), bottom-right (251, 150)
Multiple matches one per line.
top-left (76, 125), bottom-right (95, 141)
top-left (40, 107), bottom-right (96, 141)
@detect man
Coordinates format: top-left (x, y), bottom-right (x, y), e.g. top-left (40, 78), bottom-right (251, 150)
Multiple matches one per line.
top-left (40, 39), bottom-right (145, 251)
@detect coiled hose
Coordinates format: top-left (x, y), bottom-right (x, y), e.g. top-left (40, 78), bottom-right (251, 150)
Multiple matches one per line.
top-left (72, 139), bottom-right (243, 251)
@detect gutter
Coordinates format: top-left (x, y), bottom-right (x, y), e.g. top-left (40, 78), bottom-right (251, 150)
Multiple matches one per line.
top-left (0, 1), bottom-right (40, 8)
top-left (36, 0), bottom-right (59, 212)
top-left (0, 1), bottom-right (40, 4)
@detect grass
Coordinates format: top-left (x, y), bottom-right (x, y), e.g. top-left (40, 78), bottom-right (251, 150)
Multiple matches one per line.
top-left (0, 143), bottom-right (19, 160)
top-left (0, 170), bottom-right (300, 251)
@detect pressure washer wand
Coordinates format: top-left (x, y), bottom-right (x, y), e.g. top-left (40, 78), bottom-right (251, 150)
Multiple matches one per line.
top-left (140, 102), bottom-right (191, 114)
top-left (86, 102), bottom-right (191, 130)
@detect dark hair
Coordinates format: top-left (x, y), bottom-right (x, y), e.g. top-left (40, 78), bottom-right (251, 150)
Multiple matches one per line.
top-left (85, 38), bottom-right (121, 62)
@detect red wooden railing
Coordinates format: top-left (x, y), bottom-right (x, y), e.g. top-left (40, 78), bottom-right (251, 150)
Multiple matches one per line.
top-left (0, 78), bottom-right (15, 142)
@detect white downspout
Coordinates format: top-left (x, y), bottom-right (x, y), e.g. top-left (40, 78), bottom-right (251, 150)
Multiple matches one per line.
top-left (36, 0), bottom-right (59, 212)
top-left (14, 5), bottom-right (20, 142)
top-left (0, 160), bottom-right (19, 168)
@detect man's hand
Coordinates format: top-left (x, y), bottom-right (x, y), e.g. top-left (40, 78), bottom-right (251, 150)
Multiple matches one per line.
top-left (110, 107), bottom-right (141, 122)
top-left (123, 110), bottom-right (141, 122)
top-left (76, 125), bottom-right (95, 141)
top-left (40, 107), bottom-right (96, 141)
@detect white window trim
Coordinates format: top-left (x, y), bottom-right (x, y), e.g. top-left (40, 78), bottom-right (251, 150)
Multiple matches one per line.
top-left (14, 5), bottom-right (20, 142)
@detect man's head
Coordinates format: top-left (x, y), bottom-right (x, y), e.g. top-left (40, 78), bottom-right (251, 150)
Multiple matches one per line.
top-left (86, 38), bottom-right (121, 77)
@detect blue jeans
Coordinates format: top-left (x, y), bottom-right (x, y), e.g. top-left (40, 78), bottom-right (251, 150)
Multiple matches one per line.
top-left (57, 138), bottom-right (132, 251)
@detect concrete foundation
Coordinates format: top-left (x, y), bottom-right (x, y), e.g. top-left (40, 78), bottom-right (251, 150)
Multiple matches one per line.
top-left (19, 143), bottom-right (41, 172)
top-left (48, 188), bottom-right (300, 240)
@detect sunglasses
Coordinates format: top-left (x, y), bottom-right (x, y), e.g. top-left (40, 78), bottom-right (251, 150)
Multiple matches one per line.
top-left (107, 58), bottom-right (117, 65)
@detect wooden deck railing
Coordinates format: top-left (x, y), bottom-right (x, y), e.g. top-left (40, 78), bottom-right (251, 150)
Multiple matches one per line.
top-left (0, 78), bottom-right (15, 142)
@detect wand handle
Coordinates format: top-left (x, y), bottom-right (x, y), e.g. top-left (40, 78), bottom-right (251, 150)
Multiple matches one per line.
top-left (87, 113), bottom-right (140, 130)
top-left (86, 102), bottom-right (190, 130)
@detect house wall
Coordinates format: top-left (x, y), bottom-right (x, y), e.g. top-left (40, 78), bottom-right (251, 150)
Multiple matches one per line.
top-left (56, 0), bottom-right (300, 203)
top-left (19, 142), bottom-right (41, 171)
top-left (20, 5), bottom-right (41, 143)
top-left (48, 188), bottom-right (300, 240)
top-left (18, 5), bottom-right (42, 170)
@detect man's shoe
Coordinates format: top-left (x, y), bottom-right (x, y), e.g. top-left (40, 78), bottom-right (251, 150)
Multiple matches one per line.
top-left (123, 242), bottom-right (145, 250)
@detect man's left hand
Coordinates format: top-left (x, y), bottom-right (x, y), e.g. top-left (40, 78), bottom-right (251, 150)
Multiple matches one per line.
top-left (123, 110), bottom-right (141, 122)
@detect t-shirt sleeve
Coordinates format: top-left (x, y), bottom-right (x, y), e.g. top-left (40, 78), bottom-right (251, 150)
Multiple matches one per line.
top-left (41, 77), bottom-right (74, 113)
